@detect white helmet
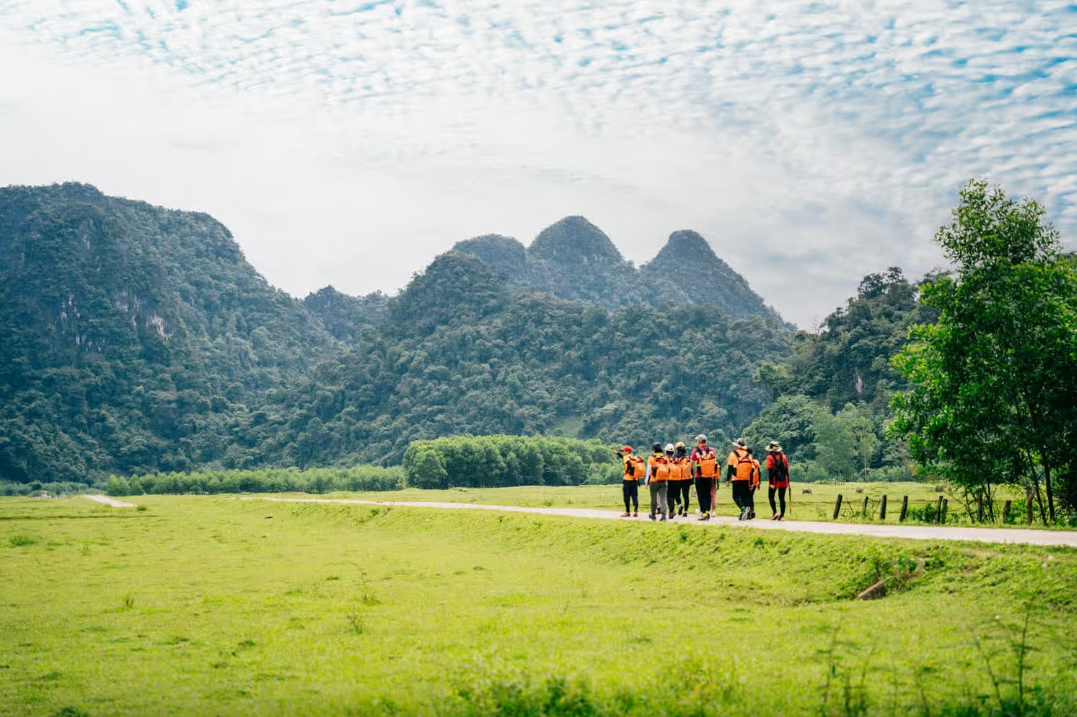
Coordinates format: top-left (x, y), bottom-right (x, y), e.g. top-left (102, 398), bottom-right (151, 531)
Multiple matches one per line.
top-left (664, 443), bottom-right (675, 452)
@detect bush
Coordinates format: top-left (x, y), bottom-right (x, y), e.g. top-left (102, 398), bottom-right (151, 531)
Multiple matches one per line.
top-left (105, 476), bottom-right (130, 497)
top-left (402, 435), bottom-right (618, 489)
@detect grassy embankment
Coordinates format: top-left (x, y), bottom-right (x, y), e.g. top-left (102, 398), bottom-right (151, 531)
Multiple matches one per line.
top-left (2, 495), bottom-right (1075, 717)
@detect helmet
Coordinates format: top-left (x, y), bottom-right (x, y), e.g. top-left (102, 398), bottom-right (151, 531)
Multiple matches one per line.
top-left (675, 441), bottom-right (686, 451)
top-left (695, 434), bottom-right (707, 443)
top-left (652, 442), bottom-right (663, 453)
top-left (664, 443), bottom-right (675, 453)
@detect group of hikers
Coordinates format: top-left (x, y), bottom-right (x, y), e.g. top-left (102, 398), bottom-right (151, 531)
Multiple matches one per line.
top-left (618, 434), bottom-right (791, 522)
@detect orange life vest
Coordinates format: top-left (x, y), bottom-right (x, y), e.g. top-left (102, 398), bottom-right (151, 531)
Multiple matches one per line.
top-left (729, 449), bottom-right (755, 481)
top-left (696, 448), bottom-right (718, 478)
top-left (751, 459), bottom-right (761, 489)
top-left (623, 455), bottom-right (645, 481)
top-left (649, 454), bottom-right (671, 482)
top-left (672, 455), bottom-right (691, 480)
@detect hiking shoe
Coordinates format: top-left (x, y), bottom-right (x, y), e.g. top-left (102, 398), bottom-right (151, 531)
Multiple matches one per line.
top-left (621, 512), bottom-right (631, 518)
top-left (649, 514), bottom-right (656, 521)
top-left (698, 513), bottom-right (710, 521)
top-left (771, 514), bottom-right (779, 521)
top-left (633, 512), bottom-right (638, 517)
top-left (739, 507), bottom-right (750, 521)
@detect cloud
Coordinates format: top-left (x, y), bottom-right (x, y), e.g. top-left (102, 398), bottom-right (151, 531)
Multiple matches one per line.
top-left (1, 0), bottom-right (1075, 327)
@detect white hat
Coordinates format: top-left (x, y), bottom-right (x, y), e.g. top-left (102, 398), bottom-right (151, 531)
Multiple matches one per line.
top-left (695, 434), bottom-right (707, 442)
top-left (664, 443), bottom-right (675, 452)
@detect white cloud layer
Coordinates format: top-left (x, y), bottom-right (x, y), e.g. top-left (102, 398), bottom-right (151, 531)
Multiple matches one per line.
top-left (1, 0), bottom-right (1075, 326)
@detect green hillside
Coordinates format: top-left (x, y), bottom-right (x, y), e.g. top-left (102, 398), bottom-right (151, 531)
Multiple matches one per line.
top-left (0, 185), bottom-right (793, 483)
top-left (0, 183), bottom-right (340, 482)
top-left (235, 251), bottom-right (791, 467)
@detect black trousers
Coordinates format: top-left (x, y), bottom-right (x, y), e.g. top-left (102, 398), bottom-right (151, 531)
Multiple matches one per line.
top-left (668, 480), bottom-right (691, 513)
top-left (622, 481), bottom-right (639, 512)
top-left (695, 477), bottom-right (715, 514)
top-left (732, 480), bottom-right (752, 511)
top-left (768, 486), bottom-right (787, 517)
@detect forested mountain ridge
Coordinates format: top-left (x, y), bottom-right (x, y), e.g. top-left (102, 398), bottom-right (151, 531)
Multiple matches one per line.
top-left (0, 183), bottom-right (341, 481)
top-left (454, 217), bottom-right (787, 324)
top-left (0, 183), bottom-right (792, 483)
top-left (235, 250), bottom-right (791, 467)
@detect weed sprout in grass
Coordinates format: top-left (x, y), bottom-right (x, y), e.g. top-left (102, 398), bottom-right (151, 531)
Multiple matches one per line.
top-left (8, 533), bottom-right (35, 547)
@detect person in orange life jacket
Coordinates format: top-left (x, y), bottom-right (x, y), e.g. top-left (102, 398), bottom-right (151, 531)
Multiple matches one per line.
top-left (725, 438), bottom-right (755, 521)
top-left (645, 442), bottom-right (671, 522)
top-left (690, 434), bottom-right (719, 521)
top-left (619, 446), bottom-right (644, 517)
top-left (667, 442), bottom-right (692, 518)
top-left (765, 441), bottom-right (791, 520)
top-left (747, 447), bottom-right (761, 519)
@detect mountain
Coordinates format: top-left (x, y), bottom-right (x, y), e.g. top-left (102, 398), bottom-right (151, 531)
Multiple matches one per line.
top-left (303, 286), bottom-right (388, 343)
top-left (236, 250), bottom-right (792, 467)
top-left (640, 230), bottom-right (775, 320)
top-left (0, 183), bottom-right (339, 482)
top-left (454, 218), bottom-right (786, 323)
top-left (0, 184), bottom-right (796, 483)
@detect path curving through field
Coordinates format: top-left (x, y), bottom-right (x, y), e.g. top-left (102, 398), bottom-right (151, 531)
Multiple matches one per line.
top-left (84, 494), bottom-right (136, 508)
top-left (248, 497), bottom-right (1077, 548)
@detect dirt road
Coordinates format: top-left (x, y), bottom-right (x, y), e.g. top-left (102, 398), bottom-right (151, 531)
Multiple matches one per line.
top-left (250, 497), bottom-right (1077, 548)
top-left (84, 495), bottom-right (136, 508)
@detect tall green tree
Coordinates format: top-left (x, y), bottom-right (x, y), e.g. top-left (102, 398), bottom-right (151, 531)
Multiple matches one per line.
top-left (891, 179), bottom-right (1077, 521)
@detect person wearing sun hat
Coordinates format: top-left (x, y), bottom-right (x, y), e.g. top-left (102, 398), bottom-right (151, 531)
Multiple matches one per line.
top-left (725, 438), bottom-right (754, 520)
top-left (619, 446), bottom-right (644, 517)
top-left (765, 441), bottom-right (791, 520)
top-left (690, 433), bottom-right (719, 520)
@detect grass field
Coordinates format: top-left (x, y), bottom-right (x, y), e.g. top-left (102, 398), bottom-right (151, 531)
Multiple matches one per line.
top-left (318, 481), bottom-right (1021, 525)
top-left (2, 495), bottom-right (1076, 716)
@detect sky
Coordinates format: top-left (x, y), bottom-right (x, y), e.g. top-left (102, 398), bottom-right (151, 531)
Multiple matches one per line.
top-left (1, 1), bottom-right (1075, 328)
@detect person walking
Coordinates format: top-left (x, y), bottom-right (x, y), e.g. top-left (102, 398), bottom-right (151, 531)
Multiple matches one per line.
top-left (645, 442), bottom-right (671, 522)
top-left (765, 441), bottom-right (790, 520)
top-left (670, 442), bottom-right (692, 517)
top-left (619, 446), bottom-right (644, 517)
top-left (691, 434), bottom-right (719, 521)
top-left (725, 438), bottom-right (755, 521)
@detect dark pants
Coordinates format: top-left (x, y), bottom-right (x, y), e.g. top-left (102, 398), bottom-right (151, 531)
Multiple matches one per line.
top-left (732, 481), bottom-right (752, 513)
top-left (622, 481), bottom-right (639, 512)
top-left (695, 477), bottom-right (715, 514)
top-left (669, 480), bottom-right (691, 514)
top-left (768, 486), bottom-right (787, 517)
top-left (649, 481), bottom-right (668, 518)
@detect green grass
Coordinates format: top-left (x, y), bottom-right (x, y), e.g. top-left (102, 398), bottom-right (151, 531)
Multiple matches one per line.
top-left (316, 481), bottom-right (1010, 524)
top-left (1, 495), bottom-right (1075, 717)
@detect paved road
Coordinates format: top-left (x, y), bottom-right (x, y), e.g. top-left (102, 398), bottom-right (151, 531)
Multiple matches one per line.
top-left (84, 495), bottom-right (136, 508)
top-left (250, 497), bottom-right (1077, 548)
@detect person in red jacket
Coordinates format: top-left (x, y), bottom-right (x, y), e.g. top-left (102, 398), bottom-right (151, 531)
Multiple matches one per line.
top-left (765, 441), bottom-right (791, 520)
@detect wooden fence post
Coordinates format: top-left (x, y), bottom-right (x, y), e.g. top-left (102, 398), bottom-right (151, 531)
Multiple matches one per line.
top-left (862, 495), bottom-right (870, 517)
top-left (880, 495), bottom-right (887, 520)
top-left (976, 497), bottom-right (984, 523)
top-left (941, 498), bottom-right (948, 524)
top-left (833, 494), bottom-right (843, 520)
top-left (935, 496), bottom-right (944, 524)
top-left (899, 496), bottom-right (908, 522)
top-left (1002, 500), bottom-right (1012, 524)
